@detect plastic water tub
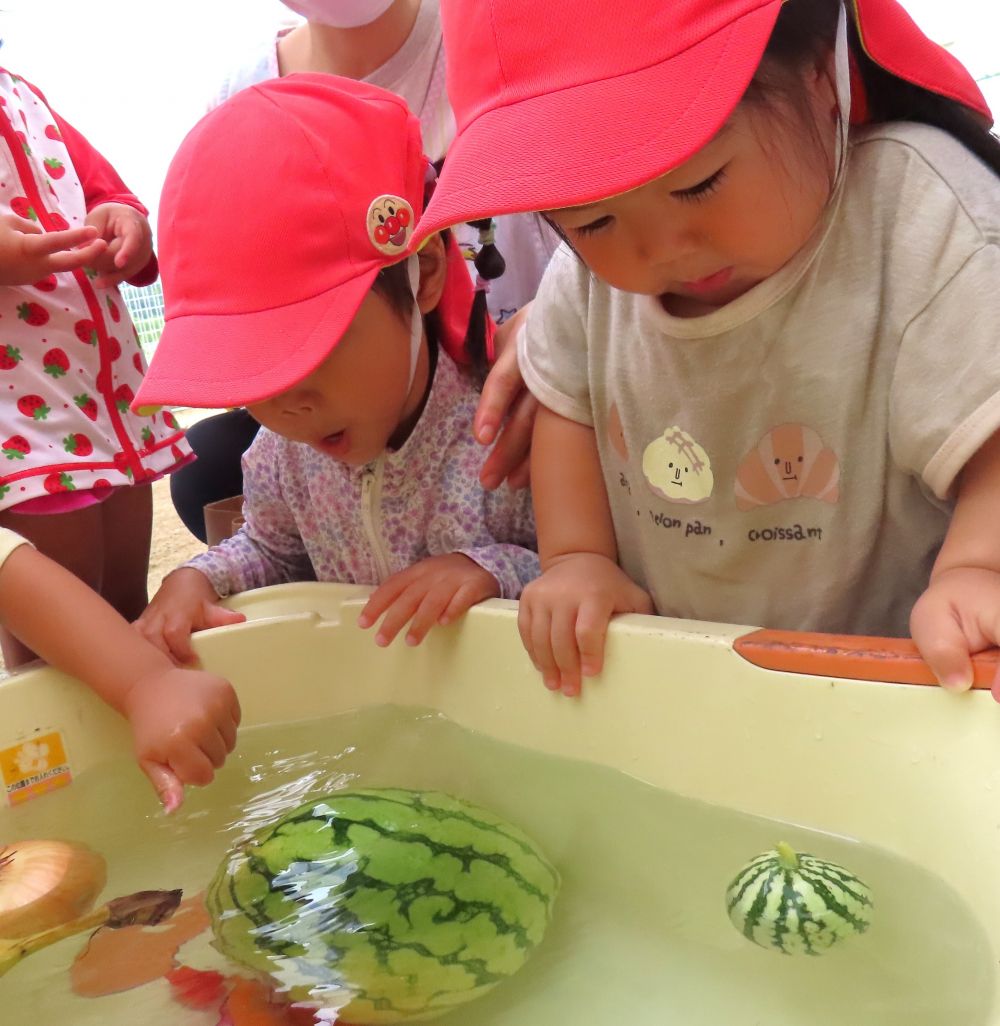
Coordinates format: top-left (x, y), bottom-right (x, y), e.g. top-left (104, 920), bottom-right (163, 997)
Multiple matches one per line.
top-left (1, 582), bottom-right (998, 1023)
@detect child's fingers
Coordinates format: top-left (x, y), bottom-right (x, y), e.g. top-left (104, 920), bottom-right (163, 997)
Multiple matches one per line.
top-left (910, 602), bottom-right (974, 692)
top-left (199, 728), bottom-right (230, 770)
top-left (133, 613), bottom-right (179, 660)
top-left (218, 711), bottom-right (239, 754)
top-left (505, 456), bottom-right (531, 492)
top-left (479, 390), bottom-right (536, 490)
top-left (549, 605), bottom-right (583, 696)
top-left (172, 745), bottom-right (216, 788)
top-left (140, 761), bottom-right (184, 814)
top-left (201, 603), bottom-right (247, 631)
top-left (474, 342), bottom-right (523, 447)
top-left (357, 575), bottom-right (409, 629)
top-left (404, 588), bottom-right (454, 645)
top-left (528, 605), bottom-right (560, 690)
top-left (45, 238), bottom-right (108, 272)
top-left (517, 599), bottom-right (535, 667)
top-left (0, 212), bottom-right (43, 235)
top-left (438, 579), bottom-right (490, 625)
top-left (373, 587), bottom-right (424, 647)
top-left (162, 617), bottom-right (198, 664)
top-left (23, 224), bottom-right (98, 252)
top-left (113, 221), bottom-right (143, 269)
top-left (575, 595), bottom-right (612, 678)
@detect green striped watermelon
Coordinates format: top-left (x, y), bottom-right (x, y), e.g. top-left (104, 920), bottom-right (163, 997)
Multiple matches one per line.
top-left (206, 788), bottom-right (559, 1023)
top-left (725, 842), bottom-right (873, 955)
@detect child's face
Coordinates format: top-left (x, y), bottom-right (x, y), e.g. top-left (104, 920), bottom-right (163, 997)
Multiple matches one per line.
top-left (545, 78), bottom-right (838, 315)
top-left (245, 289), bottom-right (422, 466)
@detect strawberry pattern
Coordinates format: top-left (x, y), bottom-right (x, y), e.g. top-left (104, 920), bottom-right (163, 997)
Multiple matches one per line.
top-left (0, 68), bottom-right (191, 510)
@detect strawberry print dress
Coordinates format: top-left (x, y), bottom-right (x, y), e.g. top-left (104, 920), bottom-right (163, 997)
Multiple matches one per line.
top-left (0, 69), bottom-right (190, 511)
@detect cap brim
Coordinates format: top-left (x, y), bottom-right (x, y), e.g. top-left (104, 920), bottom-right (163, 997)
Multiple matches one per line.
top-left (133, 270), bottom-right (378, 410)
top-left (418, 1), bottom-right (782, 239)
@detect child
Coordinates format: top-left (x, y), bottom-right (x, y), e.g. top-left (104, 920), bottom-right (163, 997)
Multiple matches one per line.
top-left (133, 75), bottom-right (538, 661)
top-left (0, 527), bottom-right (239, 811)
top-left (170, 0), bottom-right (556, 546)
top-left (0, 69), bottom-right (191, 667)
top-left (415, 0), bottom-right (1000, 696)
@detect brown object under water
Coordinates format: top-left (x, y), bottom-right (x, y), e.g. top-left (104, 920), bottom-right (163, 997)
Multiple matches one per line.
top-left (70, 892), bottom-right (209, 997)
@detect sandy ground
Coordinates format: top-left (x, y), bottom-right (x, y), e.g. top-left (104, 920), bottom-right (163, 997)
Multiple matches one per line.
top-left (146, 475), bottom-right (206, 598)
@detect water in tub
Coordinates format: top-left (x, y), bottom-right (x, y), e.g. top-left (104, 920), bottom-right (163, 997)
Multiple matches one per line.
top-left (0, 706), bottom-right (992, 1025)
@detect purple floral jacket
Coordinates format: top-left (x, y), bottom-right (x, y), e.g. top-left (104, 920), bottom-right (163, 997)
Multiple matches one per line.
top-left (187, 351), bottom-right (539, 598)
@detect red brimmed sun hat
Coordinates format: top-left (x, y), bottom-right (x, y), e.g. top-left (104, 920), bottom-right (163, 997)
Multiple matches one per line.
top-left (134, 74), bottom-right (425, 410)
top-left (417, 0), bottom-right (992, 239)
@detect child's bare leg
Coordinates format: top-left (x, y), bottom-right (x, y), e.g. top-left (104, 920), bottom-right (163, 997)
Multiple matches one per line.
top-left (99, 483), bottom-right (153, 622)
top-left (0, 504), bottom-right (103, 667)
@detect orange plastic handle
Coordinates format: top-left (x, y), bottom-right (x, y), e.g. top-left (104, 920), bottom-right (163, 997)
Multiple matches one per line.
top-left (734, 629), bottom-right (999, 689)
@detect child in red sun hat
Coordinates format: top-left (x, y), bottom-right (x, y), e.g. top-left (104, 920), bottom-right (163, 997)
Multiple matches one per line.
top-left (135, 74), bottom-right (537, 660)
top-left (417, 0), bottom-right (1000, 697)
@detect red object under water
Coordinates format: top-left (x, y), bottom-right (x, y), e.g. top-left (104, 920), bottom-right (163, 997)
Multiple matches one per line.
top-left (165, 966), bottom-right (228, 1011)
top-left (166, 966), bottom-right (339, 1026)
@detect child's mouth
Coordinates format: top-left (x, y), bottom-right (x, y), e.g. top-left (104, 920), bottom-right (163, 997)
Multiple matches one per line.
top-left (318, 429), bottom-right (350, 457)
top-left (680, 267), bottom-right (734, 294)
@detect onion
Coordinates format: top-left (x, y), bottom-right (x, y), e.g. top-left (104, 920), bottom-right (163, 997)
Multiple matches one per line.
top-left (0, 839), bottom-right (106, 938)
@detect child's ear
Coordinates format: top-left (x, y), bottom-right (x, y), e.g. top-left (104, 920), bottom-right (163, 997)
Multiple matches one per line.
top-left (415, 233), bottom-right (448, 314)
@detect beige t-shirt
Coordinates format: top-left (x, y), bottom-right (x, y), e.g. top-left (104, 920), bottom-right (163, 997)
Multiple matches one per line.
top-left (0, 527), bottom-right (29, 570)
top-left (520, 123), bottom-right (1000, 637)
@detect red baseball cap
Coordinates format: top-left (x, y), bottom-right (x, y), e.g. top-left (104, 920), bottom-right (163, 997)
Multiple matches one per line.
top-left (418, 0), bottom-right (992, 239)
top-left (134, 74), bottom-right (425, 410)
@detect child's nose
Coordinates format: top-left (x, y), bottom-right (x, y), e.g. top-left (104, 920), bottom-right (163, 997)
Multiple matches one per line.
top-left (277, 391), bottom-right (317, 417)
top-left (632, 208), bottom-right (695, 266)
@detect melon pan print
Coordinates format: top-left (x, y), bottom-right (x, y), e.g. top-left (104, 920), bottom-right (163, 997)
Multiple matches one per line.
top-left (735, 422), bottom-right (840, 511)
top-left (642, 426), bottom-right (714, 505)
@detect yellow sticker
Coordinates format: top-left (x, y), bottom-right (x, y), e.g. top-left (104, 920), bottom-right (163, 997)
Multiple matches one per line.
top-left (1, 731), bottom-right (72, 806)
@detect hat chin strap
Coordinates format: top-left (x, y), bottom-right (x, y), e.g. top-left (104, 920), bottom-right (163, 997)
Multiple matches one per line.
top-left (405, 253), bottom-right (423, 392)
top-left (832, 3), bottom-right (852, 183)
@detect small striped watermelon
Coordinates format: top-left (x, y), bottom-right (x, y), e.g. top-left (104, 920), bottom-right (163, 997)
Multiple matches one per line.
top-left (206, 788), bottom-right (559, 1023)
top-left (725, 842), bottom-right (873, 955)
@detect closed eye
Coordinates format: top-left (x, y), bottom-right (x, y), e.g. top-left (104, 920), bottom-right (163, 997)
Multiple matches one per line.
top-left (673, 165), bottom-right (728, 202)
top-left (574, 214), bottom-right (614, 236)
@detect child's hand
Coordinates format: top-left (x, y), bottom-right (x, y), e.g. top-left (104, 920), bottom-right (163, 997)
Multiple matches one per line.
top-left (0, 213), bottom-right (107, 285)
top-left (84, 202), bottom-right (153, 287)
top-left (518, 553), bottom-right (654, 698)
top-left (357, 554), bottom-right (501, 646)
top-left (123, 666), bottom-right (242, 807)
top-left (909, 566), bottom-right (1000, 691)
top-left (474, 309), bottom-right (536, 491)
top-left (136, 568), bottom-right (246, 665)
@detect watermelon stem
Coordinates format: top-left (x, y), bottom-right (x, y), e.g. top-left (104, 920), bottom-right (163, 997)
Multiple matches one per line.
top-left (775, 842), bottom-right (800, 871)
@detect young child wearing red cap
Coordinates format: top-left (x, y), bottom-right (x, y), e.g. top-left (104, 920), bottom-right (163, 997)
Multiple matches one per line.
top-left (134, 74), bottom-right (537, 661)
top-left (0, 527), bottom-right (239, 812)
top-left (416, 0), bottom-right (1000, 697)
top-left (0, 69), bottom-right (191, 668)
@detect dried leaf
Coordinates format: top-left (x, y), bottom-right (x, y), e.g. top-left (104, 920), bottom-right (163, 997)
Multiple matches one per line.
top-left (106, 889), bottom-right (182, 929)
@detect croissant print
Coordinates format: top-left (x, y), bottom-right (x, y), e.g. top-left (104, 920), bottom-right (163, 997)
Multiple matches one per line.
top-left (735, 423), bottom-right (840, 511)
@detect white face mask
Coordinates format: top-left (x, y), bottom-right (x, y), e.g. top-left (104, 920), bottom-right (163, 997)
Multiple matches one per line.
top-left (281, 0), bottom-right (397, 28)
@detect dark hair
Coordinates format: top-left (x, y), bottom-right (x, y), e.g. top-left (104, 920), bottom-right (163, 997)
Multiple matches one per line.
top-left (370, 217), bottom-right (499, 382)
top-left (462, 218), bottom-right (506, 377)
top-left (750, 0), bottom-right (1000, 177)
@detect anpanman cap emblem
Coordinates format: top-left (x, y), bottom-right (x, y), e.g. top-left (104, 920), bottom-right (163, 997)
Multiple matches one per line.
top-left (367, 195), bottom-right (413, 255)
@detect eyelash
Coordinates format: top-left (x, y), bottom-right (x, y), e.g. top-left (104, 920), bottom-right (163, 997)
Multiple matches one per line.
top-left (675, 166), bottom-right (727, 203)
top-left (570, 164), bottom-right (728, 235)
top-left (574, 215), bottom-right (613, 237)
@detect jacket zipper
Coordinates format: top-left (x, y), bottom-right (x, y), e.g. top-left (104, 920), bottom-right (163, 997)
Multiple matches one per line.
top-left (360, 455), bottom-right (392, 583)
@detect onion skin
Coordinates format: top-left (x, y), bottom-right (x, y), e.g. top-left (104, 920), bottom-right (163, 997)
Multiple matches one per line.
top-left (0, 840), bottom-right (106, 938)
